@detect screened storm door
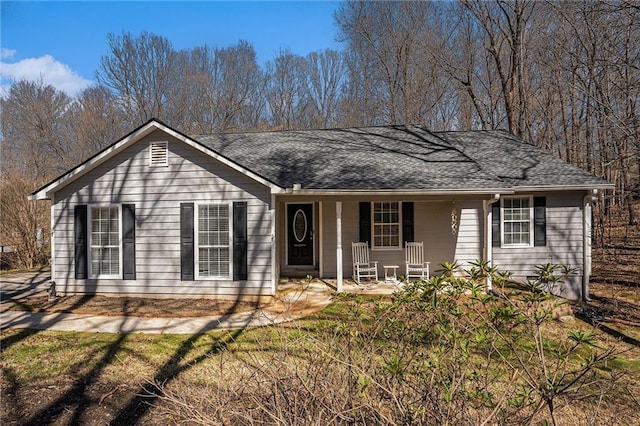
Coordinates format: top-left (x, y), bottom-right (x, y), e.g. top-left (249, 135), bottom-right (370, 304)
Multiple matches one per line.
top-left (287, 203), bottom-right (314, 265)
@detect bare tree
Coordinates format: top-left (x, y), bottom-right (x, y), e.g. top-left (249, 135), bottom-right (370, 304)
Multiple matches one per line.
top-left (459, 0), bottom-right (536, 137)
top-left (0, 79), bottom-right (74, 179)
top-left (305, 49), bottom-right (347, 128)
top-left (66, 85), bottom-right (129, 163)
top-left (211, 40), bottom-right (266, 131)
top-left (169, 41), bottom-right (266, 134)
top-left (98, 31), bottom-right (179, 126)
top-left (535, 1), bottom-right (640, 223)
top-left (168, 46), bottom-right (217, 133)
top-left (0, 172), bottom-right (50, 269)
top-left (335, 0), bottom-right (452, 127)
top-left (265, 50), bottom-right (309, 130)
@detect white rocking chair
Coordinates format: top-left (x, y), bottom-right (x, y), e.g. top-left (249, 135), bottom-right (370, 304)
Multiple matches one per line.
top-left (352, 242), bottom-right (378, 284)
top-left (405, 241), bottom-right (430, 281)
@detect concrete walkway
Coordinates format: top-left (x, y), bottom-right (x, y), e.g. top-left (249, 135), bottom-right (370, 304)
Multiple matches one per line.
top-left (1, 271), bottom-right (334, 334)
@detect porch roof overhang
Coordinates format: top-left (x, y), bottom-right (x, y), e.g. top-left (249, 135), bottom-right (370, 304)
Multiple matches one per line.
top-left (275, 183), bottom-right (613, 197)
top-left (277, 188), bottom-right (515, 197)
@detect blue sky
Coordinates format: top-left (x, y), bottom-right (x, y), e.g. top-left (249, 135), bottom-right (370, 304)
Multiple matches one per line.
top-left (0, 1), bottom-right (342, 97)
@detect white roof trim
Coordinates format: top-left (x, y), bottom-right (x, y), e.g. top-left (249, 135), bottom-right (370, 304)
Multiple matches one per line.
top-left (280, 188), bottom-right (516, 196)
top-left (29, 120), bottom-right (283, 200)
top-left (511, 184), bottom-right (614, 192)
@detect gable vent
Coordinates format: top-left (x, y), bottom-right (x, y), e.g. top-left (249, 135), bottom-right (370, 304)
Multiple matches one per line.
top-left (149, 141), bottom-right (168, 167)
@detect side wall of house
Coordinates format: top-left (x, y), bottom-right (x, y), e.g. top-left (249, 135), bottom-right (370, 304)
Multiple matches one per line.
top-left (492, 191), bottom-right (585, 299)
top-left (52, 130), bottom-right (274, 299)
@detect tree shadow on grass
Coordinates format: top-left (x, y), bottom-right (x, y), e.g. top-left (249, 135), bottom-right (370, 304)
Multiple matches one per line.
top-left (22, 333), bottom-right (129, 425)
top-left (111, 327), bottom-right (245, 424)
top-left (9, 321), bottom-right (247, 425)
top-left (575, 309), bottom-right (640, 348)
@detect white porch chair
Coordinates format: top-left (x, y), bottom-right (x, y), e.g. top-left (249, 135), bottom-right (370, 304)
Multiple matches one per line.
top-left (405, 242), bottom-right (430, 281)
top-left (352, 242), bottom-right (378, 284)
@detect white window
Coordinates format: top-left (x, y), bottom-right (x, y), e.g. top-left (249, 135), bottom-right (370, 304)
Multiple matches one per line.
top-left (502, 196), bottom-right (533, 247)
top-left (196, 204), bottom-right (231, 279)
top-left (373, 202), bottom-right (401, 249)
top-left (149, 141), bottom-right (168, 166)
top-left (89, 206), bottom-right (121, 277)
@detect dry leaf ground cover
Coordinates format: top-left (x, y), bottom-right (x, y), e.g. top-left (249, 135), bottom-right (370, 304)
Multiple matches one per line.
top-left (5, 292), bottom-right (267, 318)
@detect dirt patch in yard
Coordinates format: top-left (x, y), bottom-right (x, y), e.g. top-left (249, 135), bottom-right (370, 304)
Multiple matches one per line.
top-left (4, 293), bottom-right (268, 318)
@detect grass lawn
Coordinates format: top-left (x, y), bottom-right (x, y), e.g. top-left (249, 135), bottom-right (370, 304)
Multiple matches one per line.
top-left (2, 292), bottom-right (640, 426)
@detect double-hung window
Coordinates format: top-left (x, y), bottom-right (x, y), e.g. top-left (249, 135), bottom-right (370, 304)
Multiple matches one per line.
top-left (90, 206), bottom-right (121, 277)
top-left (196, 204), bottom-right (231, 279)
top-left (502, 196), bottom-right (533, 247)
top-left (373, 202), bottom-right (401, 249)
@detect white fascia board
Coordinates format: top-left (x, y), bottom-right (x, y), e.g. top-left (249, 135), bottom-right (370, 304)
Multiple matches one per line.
top-left (29, 120), bottom-right (283, 200)
top-left (511, 184), bottom-right (614, 193)
top-left (282, 188), bottom-right (516, 197)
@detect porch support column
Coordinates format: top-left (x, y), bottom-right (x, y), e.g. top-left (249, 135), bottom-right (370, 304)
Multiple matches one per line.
top-left (271, 194), bottom-right (277, 296)
top-left (336, 201), bottom-right (343, 292)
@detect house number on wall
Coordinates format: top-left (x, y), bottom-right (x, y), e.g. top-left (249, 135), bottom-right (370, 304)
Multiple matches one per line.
top-left (293, 209), bottom-right (308, 242)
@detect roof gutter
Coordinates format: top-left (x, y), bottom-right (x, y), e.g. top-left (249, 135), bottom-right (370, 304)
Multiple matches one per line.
top-left (582, 189), bottom-right (597, 301)
top-left (280, 188), bottom-right (515, 197)
top-left (511, 184), bottom-right (614, 192)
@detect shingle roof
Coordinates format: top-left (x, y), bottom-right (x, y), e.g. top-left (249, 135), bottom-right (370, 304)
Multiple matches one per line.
top-left (193, 125), bottom-right (610, 192)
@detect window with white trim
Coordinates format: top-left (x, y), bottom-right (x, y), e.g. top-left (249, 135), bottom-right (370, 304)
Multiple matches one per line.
top-left (373, 202), bottom-right (401, 248)
top-left (502, 196), bottom-right (533, 246)
top-left (149, 141), bottom-right (168, 166)
top-left (90, 206), bottom-right (121, 277)
top-left (196, 204), bottom-right (231, 278)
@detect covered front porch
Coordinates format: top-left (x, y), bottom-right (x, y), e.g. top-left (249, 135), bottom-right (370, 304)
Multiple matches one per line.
top-left (274, 193), bottom-right (491, 293)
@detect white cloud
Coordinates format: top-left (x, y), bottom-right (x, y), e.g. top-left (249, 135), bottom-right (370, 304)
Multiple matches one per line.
top-left (0, 54), bottom-right (93, 97)
top-left (1, 48), bottom-right (16, 59)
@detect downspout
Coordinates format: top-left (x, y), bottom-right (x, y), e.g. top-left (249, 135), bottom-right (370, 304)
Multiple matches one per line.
top-left (484, 194), bottom-right (501, 292)
top-left (582, 189), bottom-right (597, 301)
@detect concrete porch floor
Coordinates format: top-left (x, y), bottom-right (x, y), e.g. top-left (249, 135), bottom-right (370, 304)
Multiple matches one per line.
top-left (278, 277), bottom-right (405, 296)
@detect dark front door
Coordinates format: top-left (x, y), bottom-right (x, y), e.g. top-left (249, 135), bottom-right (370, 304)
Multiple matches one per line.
top-left (287, 203), bottom-right (313, 265)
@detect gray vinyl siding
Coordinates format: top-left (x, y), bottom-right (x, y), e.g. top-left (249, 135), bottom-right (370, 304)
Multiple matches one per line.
top-left (452, 201), bottom-right (483, 269)
top-left (52, 130), bottom-right (273, 299)
top-left (492, 192), bottom-right (585, 299)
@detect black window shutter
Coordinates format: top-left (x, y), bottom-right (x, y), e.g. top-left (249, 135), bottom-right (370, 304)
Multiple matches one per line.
top-left (492, 202), bottom-right (501, 248)
top-left (534, 197), bottom-right (547, 246)
top-left (233, 202), bottom-right (248, 281)
top-left (74, 205), bottom-right (88, 279)
top-left (359, 202), bottom-right (371, 246)
top-left (180, 203), bottom-right (194, 281)
top-left (122, 204), bottom-right (136, 280)
top-left (402, 202), bottom-right (414, 246)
